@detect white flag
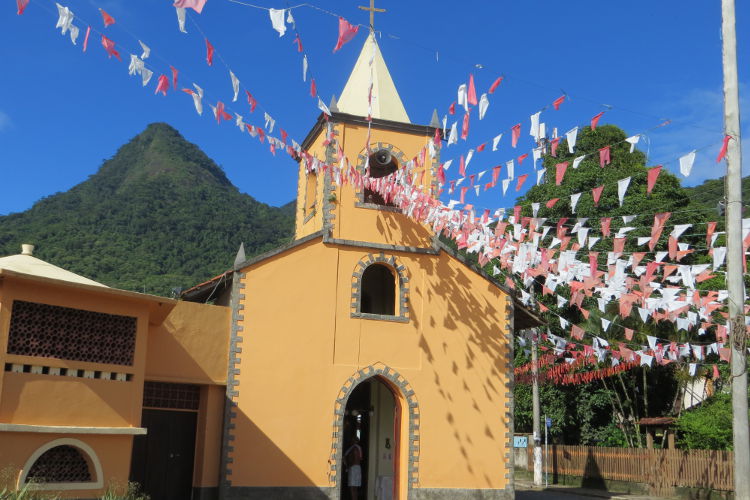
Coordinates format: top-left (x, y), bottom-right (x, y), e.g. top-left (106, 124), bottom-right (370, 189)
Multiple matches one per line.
top-left (175, 7), bottom-right (187, 33)
top-left (502, 179), bottom-right (510, 195)
top-left (478, 93), bottom-right (489, 120)
top-left (679, 151), bottom-right (696, 177)
top-left (566, 127), bottom-right (578, 153)
top-left (536, 169), bottom-right (545, 185)
top-left (230, 71), bottom-right (240, 102)
top-left (269, 8), bottom-right (287, 36)
top-left (617, 177), bottom-right (631, 207)
top-left (506, 160), bottom-right (514, 180)
top-left (570, 192), bottom-right (582, 213)
top-left (447, 122), bottom-right (458, 146)
top-left (492, 133), bottom-right (503, 151)
top-left (625, 135), bottom-right (640, 153)
top-left (457, 83), bottom-right (468, 112)
top-left (317, 97), bottom-right (331, 116)
top-left (572, 155), bottom-right (585, 169)
top-left (530, 111), bottom-right (541, 141)
top-left (302, 55), bottom-right (308, 82)
top-left (139, 40), bottom-right (150, 59)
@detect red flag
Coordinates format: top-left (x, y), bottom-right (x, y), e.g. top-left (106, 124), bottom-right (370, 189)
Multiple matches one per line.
top-left (83, 26), bottom-right (91, 52)
top-left (647, 165), bottom-right (662, 194)
top-left (488, 76), bottom-right (503, 94)
top-left (245, 91), bottom-right (257, 112)
top-left (310, 78), bottom-right (317, 98)
top-left (17, 0), bottom-right (29, 15)
top-left (550, 137), bottom-right (560, 157)
top-left (437, 165), bottom-right (446, 185)
top-left (514, 205), bottom-right (522, 221)
top-left (717, 134), bottom-right (732, 163)
top-left (571, 325), bottom-right (584, 340)
top-left (467, 74), bottom-right (478, 106)
top-left (280, 128), bottom-right (288, 144)
top-left (600, 217), bottom-right (611, 238)
top-left (459, 155), bottom-right (466, 177)
top-left (492, 165), bottom-right (502, 186)
top-left (624, 328), bottom-right (634, 341)
top-left (448, 102), bottom-right (455, 115)
top-left (516, 174), bottom-right (529, 192)
top-left (460, 186), bottom-right (469, 204)
top-left (170, 66), bottom-right (179, 89)
top-left (713, 365), bottom-right (721, 379)
top-left (173, 0), bottom-right (207, 13)
top-left (592, 185), bottom-right (604, 206)
top-left (293, 34), bottom-right (303, 52)
top-left (205, 38), bottom-right (214, 66)
top-left (333, 17), bottom-right (359, 52)
top-left (476, 142), bottom-right (486, 152)
top-left (649, 212), bottom-right (671, 250)
top-left (155, 75), bottom-right (170, 96)
top-left (589, 252), bottom-right (598, 278)
top-left (101, 35), bottom-right (121, 60)
top-left (590, 111), bottom-right (605, 130)
top-left (214, 101), bottom-right (231, 123)
top-left (555, 162), bottom-right (568, 185)
top-left (511, 124), bottom-right (521, 148)
top-left (706, 221), bottom-right (717, 247)
top-left (552, 95), bottom-right (566, 110)
top-left (461, 113), bottom-right (470, 140)
top-left (546, 198), bottom-right (560, 209)
top-left (599, 146), bottom-right (611, 167)
top-left (100, 9), bottom-right (115, 27)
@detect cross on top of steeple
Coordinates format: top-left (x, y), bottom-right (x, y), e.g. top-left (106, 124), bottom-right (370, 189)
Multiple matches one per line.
top-left (358, 0), bottom-right (385, 30)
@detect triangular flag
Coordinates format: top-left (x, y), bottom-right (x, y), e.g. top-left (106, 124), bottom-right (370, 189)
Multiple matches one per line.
top-left (333, 17), bottom-right (359, 52)
top-left (205, 38), bottom-right (214, 66)
top-left (552, 95), bottom-right (566, 110)
top-left (647, 165), bottom-right (662, 194)
top-left (100, 9), bottom-right (115, 27)
top-left (467, 74), bottom-right (478, 106)
top-left (570, 193), bottom-right (581, 213)
top-left (679, 151), bottom-right (696, 177)
top-left (489, 76), bottom-right (503, 94)
top-left (617, 177), bottom-right (631, 207)
top-left (511, 124), bottom-right (521, 148)
top-left (555, 162), bottom-right (568, 185)
top-left (717, 135), bottom-right (732, 163)
top-left (599, 146), bottom-right (611, 167)
top-left (592, 185), bottom-right (604, 206)
top-left (591, 111), bottom-right (605, 130)
top-left (174, 0), bottom-right (207, 13)
top-left (229, 70), bottom-right (240, 101)
top-left (516, 174), bottom-right (529, 192)
top-left (566, 127), bottom-right (578, 153)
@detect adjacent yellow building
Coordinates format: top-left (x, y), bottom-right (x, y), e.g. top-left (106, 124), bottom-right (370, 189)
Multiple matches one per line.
top-left (0, 33), bottom-right (539, 500)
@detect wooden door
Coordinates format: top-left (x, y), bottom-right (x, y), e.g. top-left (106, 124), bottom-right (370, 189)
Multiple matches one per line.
top-left (130, 409), bottom-right (197, 500)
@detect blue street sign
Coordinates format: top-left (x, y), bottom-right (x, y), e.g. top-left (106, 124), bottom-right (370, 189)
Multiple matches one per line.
top-left (513, 436), bottom-right (528, 448)
top-left (545, 417), bottom-right (552, 428)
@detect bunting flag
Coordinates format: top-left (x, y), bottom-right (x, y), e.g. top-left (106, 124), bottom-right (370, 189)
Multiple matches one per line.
top-left (229, 70), bottom-right (239, 101)
top-left (205, 38), bottom-right (214, 66)
top-left (647, 165), bottom-right (662, 194)
top-left (511, 124), bottom-right (521, 148)
top-left (83, 26), bottom-right (91, 51)
top-left (679, 151), bottom-right (696, 177)
top-left (174, 0), bottom-right (207, 13)
top-left (101, 35), bottom-right (121, 60)
top-left (717, 135), bottom-right (732, 163)
top-left (461, 113), bottom-right (470, 140)
top-left (591, 111), bottom-right (605, 130)
top-left (175, 7), bottom-right (187, 33)
top-left (592, 185), bottom-right (604, 206)
top-left (155, 75), bottom-right (170, 96)
top-left (478, 94), bottom-right (489, 120)
top-left (269, 8), bottom-right (286, 36)
top-left (467, 74), bottom-right (478, 106)
top-left (139, 40), bottom-right (150, 59)
top-left (489, 76), bottom-right (503, 94)
top-left (552, 95), bottom-right (566, 110)
top-left (566, 127), bottom-right (578, 153)
top-left (617, 177), bottom-right (631, 207)
top-left (99, 9), bottom-right (115, 27)
top-left (17, 0), bottom-right (29, 15)
top-left (516, 174), bottom-right (528, 192)
top-left (310, 78), bottom-right (317, 98)
top-left (333, 17), bottom-right (359, 52)
top-left (293, 34), bottom-right (303, 52)
top-left (570, 193), bottom-right (581, 213)
top-left (182, 83), bottom-right (203, 115)
top-left (555, 162), bottom-right (568, 185)
top-left (245, 90), bottom-right (257, 112)
top-left (170, 66), bottom-right (179, 90)
top-left (598, 146), bottom-right (611, 167)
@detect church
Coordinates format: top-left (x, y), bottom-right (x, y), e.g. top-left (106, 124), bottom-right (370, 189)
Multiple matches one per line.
top-left (0, 30), bottom-right (539, 500)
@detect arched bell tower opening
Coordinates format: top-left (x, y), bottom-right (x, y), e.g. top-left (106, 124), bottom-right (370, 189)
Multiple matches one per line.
top-left (364, 148), bottom-right (398, 207)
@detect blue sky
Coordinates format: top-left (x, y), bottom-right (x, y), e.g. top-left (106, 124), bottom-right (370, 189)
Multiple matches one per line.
top-left (0, 0), bottom-right (747, 215)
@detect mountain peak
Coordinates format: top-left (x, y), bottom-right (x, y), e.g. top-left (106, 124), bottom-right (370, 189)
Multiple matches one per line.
top-left (92, 122), bottom-right (233, 193)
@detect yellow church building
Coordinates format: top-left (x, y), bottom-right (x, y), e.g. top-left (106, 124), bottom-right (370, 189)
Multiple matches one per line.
top-left (0, 33), bottom-right (539, 500)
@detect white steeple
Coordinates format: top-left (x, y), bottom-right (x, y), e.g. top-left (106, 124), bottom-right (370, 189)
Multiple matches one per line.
top-left (336, 32), bottom-right (410, 124)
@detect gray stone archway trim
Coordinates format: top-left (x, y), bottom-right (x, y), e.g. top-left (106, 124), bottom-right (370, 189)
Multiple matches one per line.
top-left (328, 364), bottom-right (420, 499)
top-left (355, 143), bottom-right (407, 211)
top-left (350, 253), bottom-right (409, 322)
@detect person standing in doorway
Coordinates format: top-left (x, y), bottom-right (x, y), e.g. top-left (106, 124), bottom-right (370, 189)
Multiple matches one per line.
top-left (344, 436), bottom-right (363, 500)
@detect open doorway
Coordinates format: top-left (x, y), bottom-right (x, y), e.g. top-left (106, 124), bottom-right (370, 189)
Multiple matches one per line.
top-left (341, 377), bottom-right (399, 500)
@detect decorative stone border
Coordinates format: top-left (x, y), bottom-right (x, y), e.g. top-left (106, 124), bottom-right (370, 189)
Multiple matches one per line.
top-left (354, 143), bottom-right (407, 210)
top-left (503, 297), bottom-right (515, 497)
top-left (220, 271), bottom-right (246, 496)
top-left (350, 252), bottom-right (409, 322)
top-left (328, 363), bottom-right (420, 497)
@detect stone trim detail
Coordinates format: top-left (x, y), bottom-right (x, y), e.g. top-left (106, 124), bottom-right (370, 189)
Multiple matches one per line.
top-left (328, 364), bottom-right (420, 497)
top-left (349, 253), bottom-right (409, 322)
top-left (411, 488), bottom-right (513, 499)
top-left (322, 123), bottom-right (339, 237)
top-left (354, 143), bottom-right (407, 208)
top-left (220, 272), bottom-right (246, 495)
top-left (503, 297), bottom-right (515, 497)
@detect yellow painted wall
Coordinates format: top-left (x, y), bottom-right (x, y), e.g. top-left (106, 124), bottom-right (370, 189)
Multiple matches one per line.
top-left (145, 301), bottom-right (230, 385)
top-left (230, 238), bottom-right (512, 494)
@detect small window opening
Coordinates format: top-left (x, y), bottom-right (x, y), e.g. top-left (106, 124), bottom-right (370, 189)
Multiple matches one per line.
top-left (27, 445), bottom-right (92, 483)
top-left (364, 149), bottom-right (398, 206)
top-left (361, 264), bottom-right (396, 315)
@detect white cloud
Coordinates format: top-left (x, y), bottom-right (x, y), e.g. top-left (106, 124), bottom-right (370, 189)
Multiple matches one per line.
top-left (0, 111), bottom-right (11, 132)
top-left (647, 85), bottom-right (749, 186)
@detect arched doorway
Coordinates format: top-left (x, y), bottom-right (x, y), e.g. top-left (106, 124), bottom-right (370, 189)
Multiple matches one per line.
top-left (340, 377), bottom-right (399, 500)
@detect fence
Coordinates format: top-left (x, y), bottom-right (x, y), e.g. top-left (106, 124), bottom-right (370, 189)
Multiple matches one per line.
top-left (526, 445), bottom-right (733, 493)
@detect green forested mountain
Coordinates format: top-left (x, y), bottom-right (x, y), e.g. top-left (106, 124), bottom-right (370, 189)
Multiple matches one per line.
top-left (0, 123), bottom-right (295, 296)
top-left (684, 175), bottom-right (750, 209)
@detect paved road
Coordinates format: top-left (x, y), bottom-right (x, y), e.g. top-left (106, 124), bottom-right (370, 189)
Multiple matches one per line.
top-left (517, 490), bottom-right (604, 499)
top-left (515, 482), bottom-right (659, 499)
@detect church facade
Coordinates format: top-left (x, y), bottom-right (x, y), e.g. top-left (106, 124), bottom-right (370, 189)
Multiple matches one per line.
top-left (0, 33), bottom-right (537, 500)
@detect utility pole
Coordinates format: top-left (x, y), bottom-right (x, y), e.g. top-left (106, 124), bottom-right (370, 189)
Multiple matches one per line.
top-left (721, 1), bottom-right (749, 498)
top-left (531, 329), bottom-right (543, 486)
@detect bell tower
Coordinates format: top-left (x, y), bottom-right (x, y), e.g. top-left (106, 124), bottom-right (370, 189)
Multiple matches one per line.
top-left (294, 32), bottom-right (440, 251)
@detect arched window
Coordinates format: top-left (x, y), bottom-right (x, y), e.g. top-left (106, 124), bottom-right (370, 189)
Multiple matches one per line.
top-left (26, 445), bottom-right (92, 483)
top-left (20, 439), bottom-right (103, 490)
top-left (364, 149), bottom-right (398, 207)
top-left (360, 264), bottom-right (396, 315)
